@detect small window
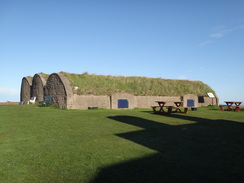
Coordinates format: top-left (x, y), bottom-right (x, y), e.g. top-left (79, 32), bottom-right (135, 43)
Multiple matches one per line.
top-left (198, 96), bottom-right (204, 103)
top-left (118, 99), bottom-right (129, 109)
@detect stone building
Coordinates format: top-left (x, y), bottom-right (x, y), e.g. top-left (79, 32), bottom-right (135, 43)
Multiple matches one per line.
top-left (20, 72), bottom-right (219, 109)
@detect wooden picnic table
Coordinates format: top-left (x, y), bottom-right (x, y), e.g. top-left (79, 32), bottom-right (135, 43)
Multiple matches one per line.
top-left (152, 101), bottom-right (189, 114)
top-left (224, 101), bottom-right (242, 111)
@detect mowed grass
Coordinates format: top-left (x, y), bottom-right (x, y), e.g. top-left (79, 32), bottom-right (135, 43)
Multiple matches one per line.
top-left (1, 105), bottom-right (244, 183)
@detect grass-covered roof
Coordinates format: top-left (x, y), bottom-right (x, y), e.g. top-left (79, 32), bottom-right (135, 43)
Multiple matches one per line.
top-left (38, 73), bottom-right (49, 80)
top-left (61, 72), bottom-right (215, 96)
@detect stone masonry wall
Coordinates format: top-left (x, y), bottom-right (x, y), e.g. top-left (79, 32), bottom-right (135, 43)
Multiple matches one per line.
top-left (45, 73), bottom-right (68, 109)
top-left (110, 93), bottom-right (135, 109)
top-left (70, 94), bottom-right (110, 109)
top-left (182, 94), bottom-right (199, 107)
top-left (198, 96), bottom-right (219, 106)
top-left (54, 92), bottom-right (217, 110)
top-left (32, 74), bottom-right (46, 102)
top-left (20, 77), bottom-right (33, 104)
top-left (135, 96), bottom-right (182, 108)
top-left (45, 73), bottom-right (73, 109)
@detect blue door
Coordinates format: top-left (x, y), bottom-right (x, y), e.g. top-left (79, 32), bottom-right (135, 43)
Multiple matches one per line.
top-left (187, 99), bottom-right (194, 107)
top-left (118, 99), bottom-right (129, 108)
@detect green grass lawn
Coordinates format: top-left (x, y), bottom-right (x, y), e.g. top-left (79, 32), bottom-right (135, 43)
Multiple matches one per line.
top-left (1, 105), bottom-right (244, 183)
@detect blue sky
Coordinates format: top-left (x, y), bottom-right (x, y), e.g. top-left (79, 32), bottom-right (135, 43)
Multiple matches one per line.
top-left (0, 0), bottom-right (244, 104)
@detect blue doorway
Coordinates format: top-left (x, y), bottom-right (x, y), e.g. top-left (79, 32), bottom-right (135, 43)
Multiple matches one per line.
top-left (118, 99), bottom-right (129, 109)
top-left (187, 99), bottom-right (195, 107)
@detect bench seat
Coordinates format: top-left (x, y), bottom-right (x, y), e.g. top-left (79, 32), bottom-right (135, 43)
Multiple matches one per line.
top-left (219, 105), bottom-right (244, 111)
top-left (151, 106), bottom-right (189, 114)
top-left (151, 106), bottom-right (173, 114)
top-left (151, 106), bottom-right (161, 113)
top-left (234, 106), bottom-right (244, 112)
top-left (173, 107), bottom-right (189, 113)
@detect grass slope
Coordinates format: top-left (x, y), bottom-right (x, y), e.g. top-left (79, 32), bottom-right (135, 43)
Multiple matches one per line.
top-left (62, 72), bottom-right (215, 96)
top-left (1, 105), bottom-right (244, 182)
top-left (38, 72), bottom-right (49, 80)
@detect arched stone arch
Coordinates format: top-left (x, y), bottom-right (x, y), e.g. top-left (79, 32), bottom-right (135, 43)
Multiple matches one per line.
top-left (45, 73), bottom-right (73, 109)
top-left (20, 76), bottom-right (33, 104)
top-left (32, 73), bottom-right (47, 103)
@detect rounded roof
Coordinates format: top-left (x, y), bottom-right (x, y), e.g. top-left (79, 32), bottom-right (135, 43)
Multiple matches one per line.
top-left (21, 76), bottom-right (33, 86)
top-left (33, 73), bottom-right (49, 86)
top-left (47, 72), bottom-right (73, 97)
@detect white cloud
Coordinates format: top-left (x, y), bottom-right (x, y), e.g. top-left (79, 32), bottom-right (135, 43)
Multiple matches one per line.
top-left (0, 88), bottom-right (19, 102)
top-left (210, 33), bottom-right (225, 39)
top-left (198, 40), bottom-right (213, 47)
top-left (199, 23), bottom-right (244, 47)
top-left (210, 27), bottom-right (235, 39)
top-left (0, 88), bottom-right (19, 95)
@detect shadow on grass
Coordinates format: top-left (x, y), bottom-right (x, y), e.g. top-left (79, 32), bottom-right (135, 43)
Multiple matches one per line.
top-left (91, 114), bottom-right (244, 183)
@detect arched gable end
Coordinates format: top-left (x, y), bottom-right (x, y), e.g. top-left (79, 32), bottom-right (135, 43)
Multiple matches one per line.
top-left (32, 74), bottom-right (46, 102)
top-left (20, 77), bottom-right (33, 104)
top-left (45, 73), bottom-right (73, 109)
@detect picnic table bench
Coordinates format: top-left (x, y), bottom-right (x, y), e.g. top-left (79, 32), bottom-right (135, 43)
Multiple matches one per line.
top-left (219, 105), bottom-right (244, 112)
top-left (152, 101), bottom-right (189, 114)
top-left (219, 101), bottom-right (243, 112)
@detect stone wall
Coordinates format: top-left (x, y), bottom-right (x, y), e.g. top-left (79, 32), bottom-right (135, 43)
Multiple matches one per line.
top-left (182, 94), bottom-right (199, 107)
top-left (67, 93), bottom-right (218, 110)
top-left (110, 92), bottom-right (135, 109)
top-left (20, 76), bottom-right (33, 104)
top-left (67, 93), bottom-right (216, 110)
top-left (70, 94), bottom-right (110, 109)
top-left (198, 96), bottom-right (219, 106)
top-left (182, 94), bottom-right (218, 107)
top-left (32, 73), bottom-right (46, 103)
top-left (45, 73), bottom-right (73, 109)
top-left (135, 96), bottom-right (181, 108)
